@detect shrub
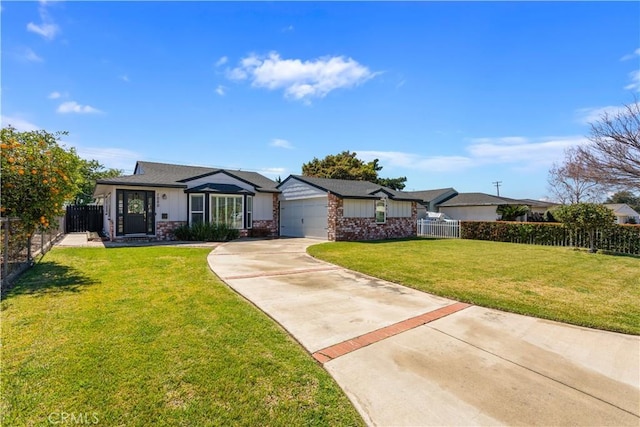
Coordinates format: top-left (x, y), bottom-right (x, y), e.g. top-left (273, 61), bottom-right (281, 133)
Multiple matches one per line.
top-left (461, 221), bottom-right (640, 255)
top-left (173, 222), bottom-right (240, 242)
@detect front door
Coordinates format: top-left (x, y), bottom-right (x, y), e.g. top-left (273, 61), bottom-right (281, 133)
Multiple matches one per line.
top-left (125, 191), bottom-right (147, 234)
top-left (117, 190), bottom-right (155, 236)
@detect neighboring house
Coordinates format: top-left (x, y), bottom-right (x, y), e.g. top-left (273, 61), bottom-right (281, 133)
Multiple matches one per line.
top-left (93, 161), bottom-right (280, 240)
top-left (405, 188), bottom-right (458, 219)
top-left (604, 204), bottom-right (640, 224)
top-left (437, 192), bottom-right (556, 221)
top-left (278, 175), bottom-right (421, 241)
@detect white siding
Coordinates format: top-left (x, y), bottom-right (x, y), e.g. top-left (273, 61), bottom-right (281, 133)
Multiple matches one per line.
top-left (388, 200), bottom-right (412, 218)
top-left (439, 205), bottom-right (499, 221)
top-left (253, 193), bottom-right (273, 221)
top-left (156, 188), bottom-right (188, 221)
top-left (280, 178), bottom-right (326, 200)
top-left (344, 199), bottom-right (373, 218)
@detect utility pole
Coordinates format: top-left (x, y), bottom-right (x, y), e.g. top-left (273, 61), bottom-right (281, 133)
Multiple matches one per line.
top-left (492, 181), bottom-right (502, 197)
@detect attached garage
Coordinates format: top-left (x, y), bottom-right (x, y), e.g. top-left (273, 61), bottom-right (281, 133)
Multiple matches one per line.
top-left (280, 197), bottom-right (328, 238)
top-left (278, 175), bottom-right (419, 241)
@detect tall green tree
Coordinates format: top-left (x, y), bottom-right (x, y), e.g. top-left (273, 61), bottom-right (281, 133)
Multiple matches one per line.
top-left (74, 159), bottom-right (122, 205)
top-left (1, 127), bottom-right (81, 234)
top-left (302, 151), bottom-right (407, 190)
top-left (554, 203), bottom-right (616, 253)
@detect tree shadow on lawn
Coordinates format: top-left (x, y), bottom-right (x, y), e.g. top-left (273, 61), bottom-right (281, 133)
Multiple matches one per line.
top-left (1, 261), bottom-right (98, 300)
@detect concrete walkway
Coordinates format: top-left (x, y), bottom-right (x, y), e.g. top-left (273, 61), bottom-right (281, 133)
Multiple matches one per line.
top-left (208, 238), bottom-right (640, 426)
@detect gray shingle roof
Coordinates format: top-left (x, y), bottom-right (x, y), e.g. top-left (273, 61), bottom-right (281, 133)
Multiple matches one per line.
top-left (95, 161), bottom-right (279, 192)
top-left (439, 193), bottom-right (555, 207)
top-left (283, 175), bottom-right (421, 201)
top-left (405, 188), bottom-right (457, 203)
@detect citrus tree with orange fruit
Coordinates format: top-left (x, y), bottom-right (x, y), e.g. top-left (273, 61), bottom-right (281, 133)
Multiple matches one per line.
top-left (1, 126), bottom-right (81, 235)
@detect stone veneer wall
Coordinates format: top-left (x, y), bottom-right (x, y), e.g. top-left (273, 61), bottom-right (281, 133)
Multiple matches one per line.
top-left (328, 193), bottom-right (417, 241)
top-left (156, 221), bottom-right (187, 240)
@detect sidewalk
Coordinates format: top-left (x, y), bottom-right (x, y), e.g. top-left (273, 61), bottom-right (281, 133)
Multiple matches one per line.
top-left (208, 238), bottom-right (640, 426)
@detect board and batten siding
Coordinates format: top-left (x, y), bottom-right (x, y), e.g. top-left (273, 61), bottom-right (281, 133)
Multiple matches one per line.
top-left (343, 199), bottom-right (412, 218)
top-left (388, 200), bottom-right (412, 218)
top-left (253, 193), bottom-right (274, 221)
top-left (343, 199), bottom-right (372, 218)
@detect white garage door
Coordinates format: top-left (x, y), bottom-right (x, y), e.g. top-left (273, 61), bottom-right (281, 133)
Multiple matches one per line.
top-left (280, 197), bottom-right (328, 239)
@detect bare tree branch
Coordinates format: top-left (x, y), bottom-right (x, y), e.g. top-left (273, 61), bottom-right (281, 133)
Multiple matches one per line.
top-left (547, 147), bottom-right (605, 203)
top-left (577, 99), bottom-right (640, 190)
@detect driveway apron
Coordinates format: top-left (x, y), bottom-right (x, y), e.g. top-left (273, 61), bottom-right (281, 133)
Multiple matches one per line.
top-left (208, 238), bottom-right (640, 426)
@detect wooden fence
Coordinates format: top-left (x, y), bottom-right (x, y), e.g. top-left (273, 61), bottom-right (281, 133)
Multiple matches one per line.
top-left (65, 205), bottom-right (103, 233)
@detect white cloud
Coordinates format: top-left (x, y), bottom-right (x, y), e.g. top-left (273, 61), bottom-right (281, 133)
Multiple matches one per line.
top-left (270, 138), bottom-right (293, 149)
top-left (576, 105), bottom-right (628, 124)
top-left (26, 2), bottom-right (60, 40)
top-left (358, 136), bottom-right (588, 174)
top-left (48, 91), bottom-right (62, 99)
top-left (466, 136), bottom-right (588, 168)
top-left (624, 69), bottom-right (640, 92)
top-left (227, 51), bottom-right (377, 103)
top-left (0, 115), bottom-right (39, 132)
top-left (620, 48), bottom-right (640, 61)
top-left (359, 151), bottom-right (475, 173)
top-left (120, 74), bottom-right (130, 83)
top-left (27, 22), bottom-right (59, 40)
top-left (256, 167), bottom-right (287, 180)
top-left (282, 25), bottom-right (294, 32)
top-left (24, 48), bottom-right (43, 62)
top-left (215, 56), bottom-right (228, 67)
top-left (215, 85), bottom-right (226, 96)
top-left (73, 146), bottom-right (140, 171)
top-left (57, 101), bottom-right (102, 114)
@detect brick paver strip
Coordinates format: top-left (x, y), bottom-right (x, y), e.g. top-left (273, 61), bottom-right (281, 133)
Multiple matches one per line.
top-left (222, 266), bottom-right (341, 280)
top-left (312, 302), bottom-right (471, 363)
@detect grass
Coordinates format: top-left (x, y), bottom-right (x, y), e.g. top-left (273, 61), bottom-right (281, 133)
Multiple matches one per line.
top-left (1, 247), bottom-right (364, 426)
top-left (308, 238), bottom-right (640, 335)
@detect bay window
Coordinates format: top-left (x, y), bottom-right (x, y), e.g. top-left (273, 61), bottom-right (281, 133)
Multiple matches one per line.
top-left (211, 195), bottom-right (244, 229)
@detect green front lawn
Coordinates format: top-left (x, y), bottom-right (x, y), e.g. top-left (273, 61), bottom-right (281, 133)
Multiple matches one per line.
top-left (308, 239), bottom-right (640, 335)
top-left (1, 247), bottom-right (363, 426)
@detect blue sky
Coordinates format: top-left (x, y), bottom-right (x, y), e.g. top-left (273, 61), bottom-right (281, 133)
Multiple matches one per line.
top-left (2, 1), bottom-right (639, 200)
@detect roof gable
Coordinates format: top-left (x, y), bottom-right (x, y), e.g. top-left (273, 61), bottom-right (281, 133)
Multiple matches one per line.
top-left (280, 175), bottom-right (420, 201)
top-left (95, 161), bottom-right (279, 192)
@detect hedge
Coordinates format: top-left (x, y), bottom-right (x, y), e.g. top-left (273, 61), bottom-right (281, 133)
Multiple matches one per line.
top-left (461, 221), bottom-right (640, 255)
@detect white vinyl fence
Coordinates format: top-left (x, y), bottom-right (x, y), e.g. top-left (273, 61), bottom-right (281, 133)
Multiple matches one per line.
top-left (417, 219), bottom-right (460, 239)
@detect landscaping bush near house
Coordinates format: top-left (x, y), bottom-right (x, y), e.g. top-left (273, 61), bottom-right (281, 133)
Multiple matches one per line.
top-left (461, 221), bottom-right (640, 255)
top-left (173, 222), bottom-right (240, 242)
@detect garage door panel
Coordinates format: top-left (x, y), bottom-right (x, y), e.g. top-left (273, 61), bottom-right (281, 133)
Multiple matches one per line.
top-left (280, 197), bottom-right (327, 239)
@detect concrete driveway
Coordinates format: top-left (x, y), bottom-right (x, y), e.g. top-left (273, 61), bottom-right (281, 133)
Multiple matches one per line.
top-left (208, 238), bottom-right (640, 426)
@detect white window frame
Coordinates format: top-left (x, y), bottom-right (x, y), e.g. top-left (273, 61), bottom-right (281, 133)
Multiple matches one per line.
top-left (210, 195), bottom-right (244, 229)
top-left (375, 198), bottom-right (387, 224)
top-left (246, 196), bottom-right (253, 229)
top-left (190, 194), bottom-right (205, 225)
